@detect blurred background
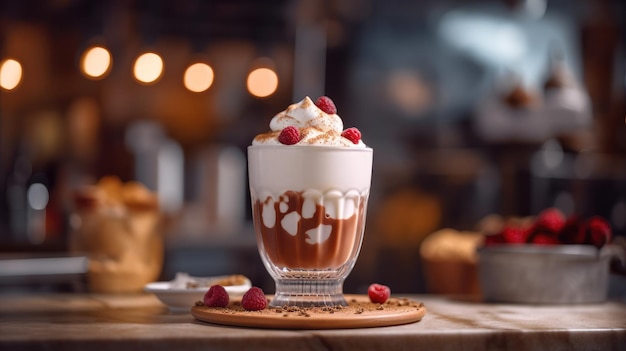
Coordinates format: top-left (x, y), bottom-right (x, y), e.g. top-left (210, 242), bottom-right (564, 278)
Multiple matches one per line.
top-left (1, 0), bottom-right (625, 294)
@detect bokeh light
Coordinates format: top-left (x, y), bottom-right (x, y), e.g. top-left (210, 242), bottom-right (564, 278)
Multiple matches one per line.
top-left (247, 67), bottom-right (278, 98)
top-left (183, 62), bottom-right (214, 93)
top-left (133, 52), bottom-right (164, 84)
top-left (80, 46), bottom-right (112, 79)
top-left (0, 58), bottom-right (23, 91)
top-left (27, 183), bottom-right (49, 211)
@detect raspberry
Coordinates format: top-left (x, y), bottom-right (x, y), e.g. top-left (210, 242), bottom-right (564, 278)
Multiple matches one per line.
top-left (530, 232), bottom-right (560, 245)
top-left (501, 226), bottom-right (528, 244)
top-left (278, 126), bottom-right (300, 145)
top-left (241, 287), bottom-right (267, 311)
top-left (203, 285), bottom-right (229, 307)
top-left (559, 215), bottom-right (586, 245)
top-left (314, 96), bottom-right (337, 114)
top-left (584, 216), bottom-right (612, 248)
top-left (341, 127), bottom-right (361, 144)
top-left (368, 283), bottom-right (391, 304)
top-left (535, 208), bottom-right (566, 234)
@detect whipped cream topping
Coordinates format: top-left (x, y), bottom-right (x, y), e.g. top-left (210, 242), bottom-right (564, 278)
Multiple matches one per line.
top-left (252, 96), bottom-right (366, 147)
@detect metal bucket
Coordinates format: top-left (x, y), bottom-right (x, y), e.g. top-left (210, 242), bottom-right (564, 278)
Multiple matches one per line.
top-left (477, 244), bottom-right (623, 304)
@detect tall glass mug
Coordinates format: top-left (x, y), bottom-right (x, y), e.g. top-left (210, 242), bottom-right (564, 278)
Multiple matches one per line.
top-left (248, 145), bottom-right (373, 307)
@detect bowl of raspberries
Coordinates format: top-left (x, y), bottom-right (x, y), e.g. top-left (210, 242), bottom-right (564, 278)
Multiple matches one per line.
top-left (477, 208), bottom-right (624, 304)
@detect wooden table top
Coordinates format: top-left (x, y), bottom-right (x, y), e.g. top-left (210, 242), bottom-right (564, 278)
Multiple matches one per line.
top-left (0, 292), bottom-right (624, 350)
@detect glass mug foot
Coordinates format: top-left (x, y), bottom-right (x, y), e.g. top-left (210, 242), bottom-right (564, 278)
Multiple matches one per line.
top-left (270, 279), bottom-right (347, 307)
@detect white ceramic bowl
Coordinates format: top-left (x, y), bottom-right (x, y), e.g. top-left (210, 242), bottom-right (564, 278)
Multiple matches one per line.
top-left (145, 273), bottom-right (252, 312)
top-left (477, 244), bottom-right (623, 304)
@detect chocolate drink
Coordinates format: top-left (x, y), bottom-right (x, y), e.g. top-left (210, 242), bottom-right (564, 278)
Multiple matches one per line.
top-left (253, 191), bottom-right (367, 270)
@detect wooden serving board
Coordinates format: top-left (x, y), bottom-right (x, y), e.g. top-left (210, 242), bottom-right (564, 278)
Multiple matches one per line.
top-left (191, 294), bottom-right (426, 329)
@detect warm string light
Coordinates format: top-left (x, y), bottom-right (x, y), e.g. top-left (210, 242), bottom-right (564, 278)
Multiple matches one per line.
top-left (247, 67), bottom-right (279, 97)
top-left (246, 57), bottom-right (279, 98)
top-left (80, 46), bottom-right (112, 79)
top-left (184, 62), bottom-right (214, 93)
top-left (3, 46), bottom-right (281, 96)
top-left (0, 58), bottom-right (23, 91)
top-left (133, 52), bottom-right (164, 84)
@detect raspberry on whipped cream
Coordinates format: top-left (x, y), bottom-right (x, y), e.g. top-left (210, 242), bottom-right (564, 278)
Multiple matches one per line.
top-left (252, 96), bottom-right (367, 148)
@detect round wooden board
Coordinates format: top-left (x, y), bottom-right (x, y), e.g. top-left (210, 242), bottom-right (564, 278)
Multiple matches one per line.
top-left (191, 295), bottom-right (426, 329)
